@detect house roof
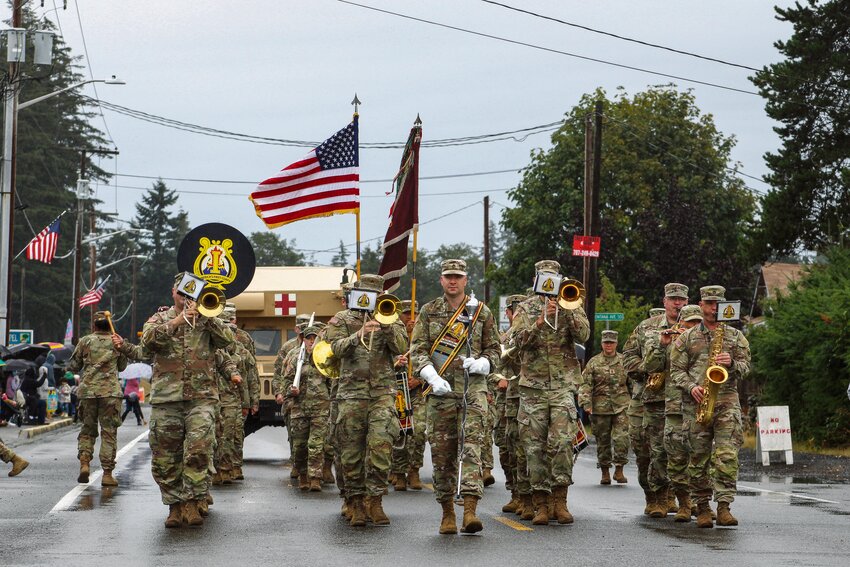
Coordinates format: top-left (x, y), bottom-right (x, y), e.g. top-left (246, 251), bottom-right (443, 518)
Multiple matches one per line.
top-left (761, 263), bottom-right (805, 298)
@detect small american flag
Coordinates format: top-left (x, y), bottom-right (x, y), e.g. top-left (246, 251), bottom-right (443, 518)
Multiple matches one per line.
top-left (79, 276), bottom-right (111, 309)
top-left (26, 218), bottom-right (61, 264)
top-left (249, 119), bottom-right (359, 228)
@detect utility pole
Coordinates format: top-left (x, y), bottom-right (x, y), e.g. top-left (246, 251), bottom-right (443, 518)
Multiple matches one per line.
top-left (131, 256), bottom-right (137, 338)
top-left (584, 101), bottom-right (603, 362)
top-left (582, 113), bottom-right (593, 299)
top-left (483, 195), bottom-right (490, 302)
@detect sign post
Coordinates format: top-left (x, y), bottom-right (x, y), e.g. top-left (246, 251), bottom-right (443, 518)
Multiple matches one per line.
top-left (756, 406), bottom-right (793, 465)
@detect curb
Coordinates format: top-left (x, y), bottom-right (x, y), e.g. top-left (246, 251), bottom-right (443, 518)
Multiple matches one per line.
top-left (18, 417), bottom-right (74, 439)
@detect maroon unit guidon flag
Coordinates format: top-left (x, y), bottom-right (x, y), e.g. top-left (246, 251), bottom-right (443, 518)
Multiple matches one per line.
top-left (26, 217), bottom-right (61, 264)
top-left (378, 123), bottom-right (421, 292)
top-left (249, 119), bottom-right (359, 228)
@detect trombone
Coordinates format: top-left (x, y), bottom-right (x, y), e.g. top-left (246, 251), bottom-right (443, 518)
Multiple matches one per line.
top-left (361, 293), bottom-right (401, 351)
top-left (545, 279), bottom-right (585, 330)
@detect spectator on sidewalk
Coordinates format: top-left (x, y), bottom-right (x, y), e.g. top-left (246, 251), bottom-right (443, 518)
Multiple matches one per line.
top-left (59, 377), bottom-right (73, 417)
top-left (20, 366), bottom-right (47, 425)
top-left (121, 377), bottom-right (146, 426)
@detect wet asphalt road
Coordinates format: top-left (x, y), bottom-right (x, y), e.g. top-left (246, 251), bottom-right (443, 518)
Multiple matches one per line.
top-left (2, 423), bottom-right (849, 567)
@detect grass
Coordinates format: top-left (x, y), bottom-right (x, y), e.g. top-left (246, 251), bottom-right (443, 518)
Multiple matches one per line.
top-left (742, 432), bottom-right (850, 457)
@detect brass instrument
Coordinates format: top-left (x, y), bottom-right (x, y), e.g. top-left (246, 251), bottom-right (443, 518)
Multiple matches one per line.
top-left (695, 323), bottom-right (729, 425)
top-left (361, 293), bottom-right (400, 351)
top-left (545, 279), bottom-right (586, 330)
top-left (197, 287), bottom-right (226, 318)
top-left (312, 340), bottom-right (340, 379)
top-left (645, 323), bottom-right (685, 392)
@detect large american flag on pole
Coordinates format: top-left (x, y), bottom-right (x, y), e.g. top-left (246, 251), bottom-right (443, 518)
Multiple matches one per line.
top-left (79, 275), bottom-right (111, 309)
top-left (25, 217), bottom-right (61, 264)
top-left (249, 119), bottom-right (360, 228)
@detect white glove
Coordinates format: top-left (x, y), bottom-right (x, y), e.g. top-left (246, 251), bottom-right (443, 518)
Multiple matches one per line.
top-left (420, 365), bottom-right (452, 396)
top-left (462, 356), bottom-right (491, 375)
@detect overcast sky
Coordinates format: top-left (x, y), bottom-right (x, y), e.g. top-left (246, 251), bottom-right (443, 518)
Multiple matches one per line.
top-left (20, 0), bottom-right (793, 266)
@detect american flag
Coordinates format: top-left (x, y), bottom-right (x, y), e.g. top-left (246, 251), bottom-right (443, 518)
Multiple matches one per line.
top-left (249, 119), bottom-right (359, 228)
top-left (25, 218), bottom-right (61, 264)
top-left (79, 276), bottom-right (111, 309)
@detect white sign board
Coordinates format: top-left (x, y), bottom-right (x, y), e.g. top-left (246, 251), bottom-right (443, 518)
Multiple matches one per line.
top-left (756, 405), bottom-right (793, 465)
top-left (498, 295), bottom-right (509, 332)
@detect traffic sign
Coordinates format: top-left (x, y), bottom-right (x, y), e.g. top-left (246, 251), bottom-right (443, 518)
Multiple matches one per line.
top-left (8, 329), bottom-right (34, 346)
top-left (595, 313), bottom-right (624, 322)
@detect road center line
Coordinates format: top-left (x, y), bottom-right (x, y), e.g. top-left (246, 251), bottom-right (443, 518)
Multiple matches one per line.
top-left (738, 484), bottom-right (840, 505)
top-left (493, 515), bottom-right (533, 531)
top-left (50, 430), bottom-right (150, 514)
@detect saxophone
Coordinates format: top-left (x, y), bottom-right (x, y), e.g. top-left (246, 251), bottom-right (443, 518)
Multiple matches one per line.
top-left (646, 324), bottom-right (684, 392)
top-left (695, 323), bottom-right (729, 425)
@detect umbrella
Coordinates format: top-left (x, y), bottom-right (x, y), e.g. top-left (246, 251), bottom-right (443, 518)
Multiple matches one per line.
top-left (48, 346), bottom-right (74, 363)
top-left (119, 362), bottom-right (153, 380)
top-left (4, 343), bottom-right (50, 361)
top-left (39, 342), bottom-right (65, 350)
top-left (1, 359), bottom-right (36, 373)
top-left (0, 344), bottom-right (9, 359)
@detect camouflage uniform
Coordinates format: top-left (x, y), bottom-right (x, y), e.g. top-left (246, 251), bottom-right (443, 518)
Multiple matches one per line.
top-left (141, 302), bottom-right (236, 506)
top-left (0, 439), bottom-right (14, 463)
top-left (579, 348), bottom-right (630, 469)
top-left (390, 383), bottom-right (427, 475)
top-left (326, 287), bottom-right (409, 499)
top-left (671, 303), bottom-right (750, 507)
top-left (273, 314), bottom-right (310, 460)
top-left (214, 334), bottom-right (248, 478)
top-left (512, 295), bottom-right (589, 494)
top-left (502, 330), bottom-right (528, 497)
top-left (411, 295), bottom-right (500, 502)
top-left (68, 330), bottom-right (128, 471)
top-left (232, 327), bottom-right (256, 469)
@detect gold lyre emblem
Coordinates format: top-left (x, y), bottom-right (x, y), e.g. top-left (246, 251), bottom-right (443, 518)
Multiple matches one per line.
top-left (182, 279), bottom-right (197, 294)
top-left (357, 294), bottom-right (371, 308)
top-left (541, 277), bottom-right (555, 293)
top-left (193, 237), bottom-right (237, 290)
top-left (723, 304), bottom-right (735, 319)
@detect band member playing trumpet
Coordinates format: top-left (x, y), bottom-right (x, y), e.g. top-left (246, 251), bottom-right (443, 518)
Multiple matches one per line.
top-left (325, 274), bottom-right (409, 527)
top-left (512, 260), bottom-right (589, 526)
top-left (671, 286), bottom-right (750, 528)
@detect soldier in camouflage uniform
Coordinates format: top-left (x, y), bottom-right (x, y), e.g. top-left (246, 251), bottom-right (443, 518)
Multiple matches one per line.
top-left (329, 284), bottom-right (351, 513)
top-left (497, 294), bottom-right (525, 515)
top-left (623, 283), bottom-right (688, 517)
top-left (228, 304), bottom-right (257, 480)
top-left (390, 300), bottom-right (427, 491)
top-left (67, 311), bottom-right (129, 487)
top-left (671, 286), bottom-right (750, 528)
top-left (512, 260), bottom-right (589, 526)
top-left (141, 273), bottom-right (237, 528)
top-left (643, 304), bottom-right (703, 521)
top-left (274, 313), bottom-right (311, 480)
top-left (0, 439), bottom-right (28, 476)
top-left (274, 324), bottom-right (330, 492)
top-left (412, 259), bottom-right (500, 535)
top-left (326, 274), bottom-right (409, 527)
top-left (579, 330), bottom-right (630, 485)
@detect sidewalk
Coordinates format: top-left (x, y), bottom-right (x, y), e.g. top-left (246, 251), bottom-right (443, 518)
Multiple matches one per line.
top-left (13, 417), bottom-right (75, 439)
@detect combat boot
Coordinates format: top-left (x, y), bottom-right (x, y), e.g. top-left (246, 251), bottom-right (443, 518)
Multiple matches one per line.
top-left (289, 467), bottom-right (299, 479)
top-left (649, 490), bottom-right (666, 518)
top-left (8, 455), bottom-right (29, 477)
top-left (716, 502), bottom-right (738, 526)
top-left (298, 473), bottom-right (310, 491)
top-left (407, 468), bottom-right (423, 490)
top-left (600, 466), bottom-right (611, 485)
top-left (674, 491), bottom-right (691, 522)
top-left (212, 471), bottom-right (223, 485)
top-left (667, 488), bottom-right (678, 514)
top-left (233, 466), bottom-right (244, 480)
top-left (77, 456), bottom-right (90, 484)
top-left (439, 500), bottom-right (457, 535)
top-left (184, 500), bottom-right (204, 527)
top-left (341, 498), bottom-right (351, 520)
top-left (644, 490), bottom-right (653, 515)
top-left (393, 473), bottom-right (408, 491)
top-left (531, 491), bottom-right (550, 526)
top-left (461, 495), bottom-right (483, 534)
top-left (349, 495), bottom-right (367, 527)
top-left (502, 492), bottom-right (520, 513)
top-left (548, 493), bottom-right (555, 519)
top-left (613, 465), bottom-right (628, 484)
top-left (198, 498), bottom-right (209, 517)
top-left (101, 470), bottom-right (119, 487)
top-left (221, 469), bottom-right (234, 485)
top-left (552, 486), bottom-right (574, 525)
top-left (309, 477), bottom-right (322, 492)
top-left (520, 494), bottom-right (535, 521)
top-left (322, 461), bottom-right (335, 485)
top-left (388, 473), bottom-right (397, 485)
top-left (696, 502), bottom-right (714, 528)
top-left (483, 468), bottom-right (495, 487)
top-left (369, 495), bottom-right (390, 526)
top-left (164, 503), bottom-right (183, 528)
top-left (206, 493), bottom-right (214, 506)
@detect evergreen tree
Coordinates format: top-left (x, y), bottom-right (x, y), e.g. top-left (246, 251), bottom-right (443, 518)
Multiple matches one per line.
top-left (249, 232), bottom-right (306, 266)
top-left (330, 240), bottom-right (349, 267)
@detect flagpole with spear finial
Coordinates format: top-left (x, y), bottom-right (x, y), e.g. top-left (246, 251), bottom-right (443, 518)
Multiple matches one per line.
top-left (408, 114), bottom-right (422, 380)
top-left (352, 93), bottom-right (362, 280)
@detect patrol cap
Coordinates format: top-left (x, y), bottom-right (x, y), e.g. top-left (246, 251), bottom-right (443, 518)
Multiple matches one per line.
top-left (506, 294), bottom-right (526, 309)
top-left (601, 330), bottom-right (618, 343)
top-left (680, 304), bottom-right (703, 322)
top-left (400, 300), bottom-right (419, 314)
top-left (356, 274), bottom-right (385, 292)
top-left (699, 285), bottom-right (726, 301)
top-left (649, 307), bottom-right (665, 317)
top-left (664, 282), bottom-right (689, 299)
top-left (218, 305), bottom-right (237, 321)
top-left (93, 311), bottom-right (108, 321)
top-left (441, 259), bottom-right (467, 276)
top-left (535, 259), bottom-right (561, 274)
top-left (302, 324), bottom-right (323, 338)
top-left (295, 313), bottom-right (312, 331)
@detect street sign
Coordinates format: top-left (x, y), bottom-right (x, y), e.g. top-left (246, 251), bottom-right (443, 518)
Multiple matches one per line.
top-left (8, 329), bottom-right (34, 346)
top-left (498, 295), bottom-right (510, 332)
top-left (756, 406), bottom-right (793, 466)
top-left (572, 235), bottom-right (601, 257)
top-left (595, 313), bottom-right (624, 322)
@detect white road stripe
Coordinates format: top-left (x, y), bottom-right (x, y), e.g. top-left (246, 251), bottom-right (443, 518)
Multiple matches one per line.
top-left (738, 484), bottom-right (840, 505)
top-left (50, 430), bottom-right (150, 514)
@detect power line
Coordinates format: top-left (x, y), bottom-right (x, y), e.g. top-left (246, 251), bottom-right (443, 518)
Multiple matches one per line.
top-left (480, 0), bottom-right (762, 73)
top-left (336, 0), bottom-right (760, 97)
top-left (72, 0), bottom-right (115, 147)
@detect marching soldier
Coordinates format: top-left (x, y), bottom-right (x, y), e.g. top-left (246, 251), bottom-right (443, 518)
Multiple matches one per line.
top-left (498, 294), bottom-right (526, 515)
top-left (0, 439), bottom-right (28, 476)
top-left (141, 273), bottom-right (237, 528)
top-left (67, 310), bottom-right (129, 487)
top-left (578, 330), bottom-right (630, 485)
top-left (411, 259), bottom-right (500, 535)
top-left (671, 286), bottom-right (750, 528)
top-left (228, 304), bottom-right (257, 480)
top-left (275, 324), bottom-right (331, 492)
top-left (274, 313), bottom-right (311, 480)
top-left (326, 274), bottom-right (409, 527)
top-left (623, 283), bottom-right (688, 517)
top-left (512, 260), bottom-right (589, 526)
top-left (390, 300), bottom-right (427, 491)
top-left (329, 284), bottom-right (352, 513)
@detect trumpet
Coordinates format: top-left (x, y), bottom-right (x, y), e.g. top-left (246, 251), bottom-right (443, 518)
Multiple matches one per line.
top-left (545, 279), bottom-right (585, 330)
top-left (198, 287), bottom-right (226, 318)
top-left (360, 293), bottom-right (401, 351)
